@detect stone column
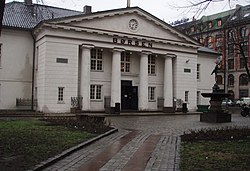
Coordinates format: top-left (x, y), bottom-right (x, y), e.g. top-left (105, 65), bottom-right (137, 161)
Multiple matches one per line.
top-left (80, 44), bottom-right (94, 111)
top-left (163, 55), bottom-right (175, 113)
top-left (139, 51), bottom-right (150, 111)
top-left (110, 48), bottom-right (123, 109)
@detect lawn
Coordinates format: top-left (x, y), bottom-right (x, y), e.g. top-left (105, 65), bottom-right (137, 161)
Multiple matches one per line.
top-left (0, 119), bottom-right (97, 171)
top-left (180, 128), bottom-right (250, 171)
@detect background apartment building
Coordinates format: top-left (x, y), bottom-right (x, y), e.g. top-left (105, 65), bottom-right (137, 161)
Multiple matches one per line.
top-left (176, 4), bottom-right (250, 100)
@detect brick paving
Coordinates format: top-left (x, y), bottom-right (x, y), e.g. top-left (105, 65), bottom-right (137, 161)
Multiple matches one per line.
top-left (42, 114), bottom-right (250, 171)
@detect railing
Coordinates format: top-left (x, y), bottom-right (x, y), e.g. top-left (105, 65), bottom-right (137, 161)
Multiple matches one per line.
top-left (16, 98), bottom-right (37, 106)
top-left (71, 96), bottom-right (83, 109)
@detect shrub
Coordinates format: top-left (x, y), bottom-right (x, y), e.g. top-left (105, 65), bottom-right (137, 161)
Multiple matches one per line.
top-left (181, 126), bottom-right (250, 141)
top-left (41, 115), bottom-right (112, 134)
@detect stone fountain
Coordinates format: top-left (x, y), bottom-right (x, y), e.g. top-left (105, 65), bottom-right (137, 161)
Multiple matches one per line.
top-left (200, 83), bottom-right (231, 123)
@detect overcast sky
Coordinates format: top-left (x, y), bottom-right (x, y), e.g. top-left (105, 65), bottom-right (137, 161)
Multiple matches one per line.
top-left (6, 0), bottom-right (250, 23)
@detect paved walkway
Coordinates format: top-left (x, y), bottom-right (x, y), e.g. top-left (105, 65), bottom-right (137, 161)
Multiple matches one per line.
top-left (43, 114), bottom-right (250, 171)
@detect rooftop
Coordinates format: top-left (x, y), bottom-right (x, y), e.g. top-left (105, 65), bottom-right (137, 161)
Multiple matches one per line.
top-left (3, 1), bottom-right (83, 30)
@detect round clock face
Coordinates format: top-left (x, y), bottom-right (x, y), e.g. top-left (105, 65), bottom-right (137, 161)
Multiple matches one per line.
top-left (129, 19), bottom-right (138, 31)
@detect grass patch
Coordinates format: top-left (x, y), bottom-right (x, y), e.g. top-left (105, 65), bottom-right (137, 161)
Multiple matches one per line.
top-left (180, 127), bottom-right (250, 171)
top-left (0, 119), bottom-right (96, 171)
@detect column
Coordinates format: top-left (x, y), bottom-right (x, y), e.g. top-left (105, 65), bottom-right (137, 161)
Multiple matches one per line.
top-left (110, 48), bottom-right (123, 108)
top-left (139, 51), bottom-right (150, 110)
top-left (80, 44), bottom-right (94, 111)
top-left (163, 55), bottom-right (174, 113)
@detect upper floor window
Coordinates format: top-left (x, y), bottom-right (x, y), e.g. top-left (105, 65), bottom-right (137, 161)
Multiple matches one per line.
top-left (197, 64), bottom-right (200, 80)
top-left (240, 27), bottom-right (249, 39)
top-left (207, 36), bottom-right (213, 48)
top-left (198, 37), bottom-right (204, 44)
top-left (239, 41), bottom-right (248, 58)
top-left (228, 74), bottom-right (234, 86)
top-left (228, 43), bottom-right (235, 58)
top-left (217, 19), bottom-right (222, 27)
top-left (90, 85), bottom-right (102, 100)
top-left (91, 49), bottom-right (103, 71)
top-left (208, 21), bottom-right (213, 29)
top-left (121, 52), bottom-right (131, 73)
top-left (228, 59), bottom-right (234, 70)
top-left (239, 74), bottom-right (248, 86)
top-left (228, 29), bottom-right (235, 42)
top-left (216, 75), bottom-right (223, 85)
top-left (148, 54), bottom-right (156, 75)
top-left (191, 26), bottom-right (195, 32)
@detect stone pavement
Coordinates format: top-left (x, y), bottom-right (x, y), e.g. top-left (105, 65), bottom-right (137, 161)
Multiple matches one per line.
top-left (42, 114), bottom-right (250, 171)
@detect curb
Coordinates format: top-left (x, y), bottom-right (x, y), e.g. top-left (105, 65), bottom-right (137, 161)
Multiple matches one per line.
top-left (29, 128), bottom-right (118, 171)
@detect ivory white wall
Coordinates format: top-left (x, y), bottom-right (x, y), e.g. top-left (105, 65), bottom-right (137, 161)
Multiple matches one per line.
top-left (0, 29), bottom-right (33, 109)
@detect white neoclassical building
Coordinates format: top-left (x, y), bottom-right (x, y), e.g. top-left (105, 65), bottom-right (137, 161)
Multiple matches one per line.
top-left (0, 1), bottom-right (218, 113)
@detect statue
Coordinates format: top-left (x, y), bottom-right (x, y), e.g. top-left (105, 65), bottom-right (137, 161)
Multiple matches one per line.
top-left (211, 57), bottom-right (222, 83)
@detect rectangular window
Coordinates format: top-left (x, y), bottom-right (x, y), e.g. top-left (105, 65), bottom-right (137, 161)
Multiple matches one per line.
top-left (240, 41), bottom-right (248, 58)
top-left (197, 64), bottom-right (200, 80)
top-left (217, 19), bottom-right (222, 27)
top-left (148, 87), bottom-right (155, 101)
top-left (148, 54), bottom-right (156, 75)
top-left (185, 91), bottom-right (189, 102)
top-left (228, 43), bottom-right (234, 58)
top-left (228, 59), bottom-right (234, 70)
top-left (56, 58), bottom-right (68, 63)
top-left (90, 85), bottom-right (102, 100)
top-left (184, 68), bottom-right (191, 73)
top-left (121, 52), bottom-right (131, 73)
top-left (208, 21), bottom-right (213, 29)
top-left (58, 87), bottom-right (64, 102)
top-left (240, 57), bottom-right (248, 69)
top-left (91, 49), bottom-right (103, 71)
top-left (197, 91), bottom-right (201, 105)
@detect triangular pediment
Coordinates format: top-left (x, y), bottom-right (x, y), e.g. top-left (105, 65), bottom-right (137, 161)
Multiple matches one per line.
top-left (44, 7), bottom-right (199, 46)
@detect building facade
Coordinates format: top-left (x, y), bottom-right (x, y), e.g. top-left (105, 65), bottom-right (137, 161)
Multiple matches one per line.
top-left (176, 4), bottom-right (250, 100)
top-left (0, 1), bottom-right (217, 113)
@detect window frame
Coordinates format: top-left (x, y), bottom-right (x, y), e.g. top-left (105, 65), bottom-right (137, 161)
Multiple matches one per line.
top-left (91, 48), bottom-right (103, 71)
top-left (148, 87), bottom-right (156, 102)
top-left (239, 74), bottom-right (248, 86)
top-left (121, 52), bottom-right (131, 73)
top-left (228, 74), bottom-right (234, 86)
top-left (197, 64), bottom-right (200, 80)
top-left (185, 91), bottom-right (189, 102)
top-left (148, 54), bottom-right (156, 75)
top-left (58, 87), bottom-right (64, 103)
top-left (90, 84), bottom-right (102, 100)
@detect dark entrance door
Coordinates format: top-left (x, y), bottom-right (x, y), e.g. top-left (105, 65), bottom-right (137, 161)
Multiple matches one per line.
top-left (121, 80), bottom-right (138, 110)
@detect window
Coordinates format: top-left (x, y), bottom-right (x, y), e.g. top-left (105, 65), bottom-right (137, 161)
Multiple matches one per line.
top-left (208, 21), bottom-right (213, 29)
top-left (240, 57), bottom-right (248, 69)
top-left (91, 49), bottom-right (103, 71)
top-left (148, 87), bottom-right (155, 101)
top-left (191, 26), bottom-right (195, 32)
top-left (215, 35), bottom-right (223, 51)
top-left (185, 91), bottom-right (189, 102)
top-left (228, 29), bottom-right (235, 42)
top-left (239, 89), bottom-right (249, 98)
top-left (148, 54), bottom-right (156, 75)
top-left (197, 91), bottom-right (201, 105)
top-left (216, 75), bottom-right (223, 85)
top-left (239, 41), bottom-right (248, 58)
top-left (228, 74), bottom-right (234, 86)
top-left (121, 52), bottom-right (131, 72)
top-left (207, 36), bottom-right (213, 48)
top-left (239, 74), bottom-right (248, 86)
top-left (58, 87), bottom-right (64, 102)
top-left (240, 27), bottom-right (249, 39)
top-left (228, 59), bottom-right (234, 70)
top-left (198, 37), bottom-right (204, 44)
top-left (197, 64), bottom-right (200, 80)
top-left (228, 43), bottom-right (234, 58)
top-left (90, 85), bottom-right (102, 100)
top-left (217, 19), bottom-right (222, 27)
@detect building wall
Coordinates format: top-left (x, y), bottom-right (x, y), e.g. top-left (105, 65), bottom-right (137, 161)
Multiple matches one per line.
top-left (0, 28), bottom-right (33, 109)
top-left (197, 52), bottom-right (217, 105)
top-left (173, 52), bottom-right (198, 111)
top-left (36, 37), bottom-right (79, 113)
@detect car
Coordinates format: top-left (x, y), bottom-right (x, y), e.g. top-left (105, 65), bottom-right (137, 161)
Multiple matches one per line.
top-left (222, 99), bottom-right (234, 106)
top-left (236, 97), bottom-right (250, 106)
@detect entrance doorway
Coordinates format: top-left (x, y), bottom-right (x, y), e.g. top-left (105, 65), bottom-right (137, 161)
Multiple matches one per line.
top-left (121, 80), bottom-right (138, 110)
